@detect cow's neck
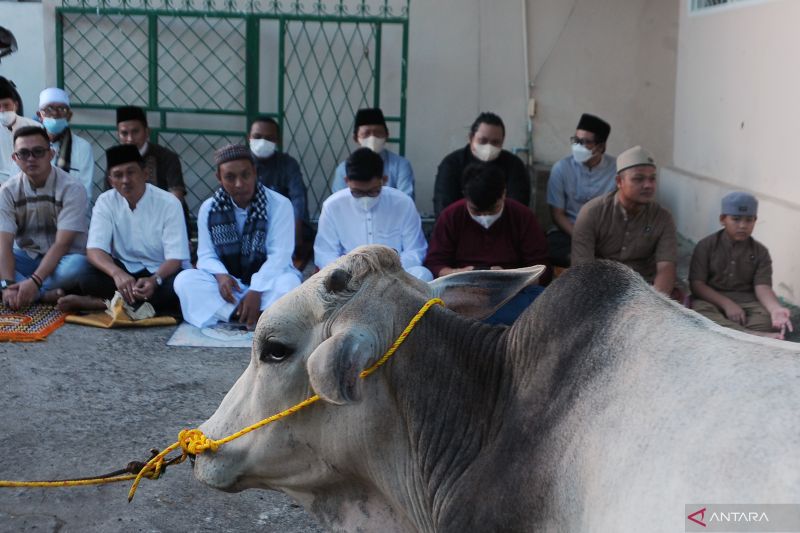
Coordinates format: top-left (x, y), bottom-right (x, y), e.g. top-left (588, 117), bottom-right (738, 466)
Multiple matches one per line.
top-left (368, 306), bottom-right (511, 531)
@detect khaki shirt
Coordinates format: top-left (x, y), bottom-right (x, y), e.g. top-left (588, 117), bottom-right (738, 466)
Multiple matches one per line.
top-left (572, 191), bottom-right (677, 282)
top-left (689, 229), bottom-right (771, 303)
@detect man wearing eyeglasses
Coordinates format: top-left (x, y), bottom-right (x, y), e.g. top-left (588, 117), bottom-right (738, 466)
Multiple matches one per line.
top-left (546, 114), bottom-right (616, 267)
top-left (0, 126), bottom-right (90, 310)
top-left (314, 147), bottom-right (432, 281)
top-left (36, 88), bottom-right (94, 201)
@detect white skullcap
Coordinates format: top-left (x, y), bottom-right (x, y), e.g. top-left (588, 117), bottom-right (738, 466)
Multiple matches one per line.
top-left (39, 88), bottom-right (70, 109)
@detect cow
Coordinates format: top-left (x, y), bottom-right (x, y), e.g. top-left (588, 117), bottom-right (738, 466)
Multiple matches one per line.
top-left (193, 245), bottom-right (800, 532)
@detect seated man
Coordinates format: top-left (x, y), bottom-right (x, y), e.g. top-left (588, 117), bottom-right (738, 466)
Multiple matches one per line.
top-left (0, 77), bottom-right (43, 183)
top-left (0, 126), bottom-right (90, 309)
top-left (174, 144), bottom-right (302, 329)
top-left (315, 147), bottom-right (432, 281)
top-left (36, 88), bottom-right (94, 200)
top-left (57, 145), bottom-right (189, 315)
top-left (433, 112), bottom-right (529, 217)
top-left (572, 146), bottom-right (678, 296)
top-left (330, 108), bottom-right (415, 198)
top-left (247, 116), bottom-right (313, 266)
top-left (116, 106), bottom-right (187, 204)
top-left (424, 164), bottom-right (550, 324)
top-left (690, 192), bottom-right (792, 339)
top-left (546, 113), bottom-right (616, 267)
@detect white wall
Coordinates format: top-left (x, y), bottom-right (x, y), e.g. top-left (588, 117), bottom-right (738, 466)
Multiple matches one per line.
top-left (526, 0), bottom-right (679, 167)
top-left (663, 0), bottom-right (800, 302)
top-left (0, 3), bottom-right (47, 118)
top-left (408, 0), bottom-right (529, 215)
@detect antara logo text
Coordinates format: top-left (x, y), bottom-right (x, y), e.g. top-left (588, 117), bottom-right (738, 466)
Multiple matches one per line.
top-left (687, 507), bottom-right (770, 527)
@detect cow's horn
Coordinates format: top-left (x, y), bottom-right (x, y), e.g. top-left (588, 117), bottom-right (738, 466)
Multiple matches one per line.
top-left (324, 268), bottom-right (352, 293)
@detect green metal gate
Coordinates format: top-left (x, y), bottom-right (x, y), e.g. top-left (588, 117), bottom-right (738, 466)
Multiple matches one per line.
top-left (55, 0), bottom-right (410, 219)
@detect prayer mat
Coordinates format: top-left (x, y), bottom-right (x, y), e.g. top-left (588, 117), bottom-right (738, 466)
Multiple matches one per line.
top-left (167, 322), bottom-right (253, 348)
top-left (65, 292), bottom-right (177, 329)
top-left (0, 303), bottom-right (66, 342)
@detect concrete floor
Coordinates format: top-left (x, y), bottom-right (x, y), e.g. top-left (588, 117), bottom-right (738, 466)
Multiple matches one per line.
top-left (0, 324), bottom-right (323, 533)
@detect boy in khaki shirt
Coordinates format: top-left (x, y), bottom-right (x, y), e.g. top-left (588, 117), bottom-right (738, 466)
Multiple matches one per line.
top-left (689, 192), bottom-right (792, 339)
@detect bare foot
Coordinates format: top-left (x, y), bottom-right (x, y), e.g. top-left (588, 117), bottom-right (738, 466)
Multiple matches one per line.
top-left (41, 288), bottom-right (65, 304)
top-left (56, 294), bottom-right (106, 313)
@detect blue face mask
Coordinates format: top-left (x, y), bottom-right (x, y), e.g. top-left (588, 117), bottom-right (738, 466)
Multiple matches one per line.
top-left (42, 117), bottom-right (69, 135)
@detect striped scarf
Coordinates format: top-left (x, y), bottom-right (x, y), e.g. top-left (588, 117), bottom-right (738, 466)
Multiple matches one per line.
top-left (55, 128), bottom-right (72, 173)
top-left (207, 183), bottom-right (269, 284)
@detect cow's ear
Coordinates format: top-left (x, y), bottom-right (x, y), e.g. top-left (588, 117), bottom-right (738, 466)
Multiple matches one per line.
top-left (429, 265), bottom-right (546, 320)
top-left (307, 328), bottom-right (377, 405)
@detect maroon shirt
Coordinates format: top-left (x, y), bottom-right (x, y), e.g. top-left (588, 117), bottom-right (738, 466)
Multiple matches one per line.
top-left (424, 198), bottom-right (550, 282)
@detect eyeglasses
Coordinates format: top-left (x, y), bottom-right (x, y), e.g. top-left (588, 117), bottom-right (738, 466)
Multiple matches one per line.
top-left (14, 147), bottom-right (50, 161)
top-left (350, 187), bottom-right (382, 198)
top-left (570, 136), bottom-right (597, 148)
top-left (39, 105), bottom-right (70, 117)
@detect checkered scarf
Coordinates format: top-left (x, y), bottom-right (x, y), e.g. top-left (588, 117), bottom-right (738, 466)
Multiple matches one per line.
top-left (207, 183), bottom-right (269, 284)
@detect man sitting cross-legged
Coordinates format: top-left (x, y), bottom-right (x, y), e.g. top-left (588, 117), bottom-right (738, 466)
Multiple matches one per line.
top-left (57, 145), bottom-right (189, 315)
top-left (314, 147), bottom-right (432, 281)
top-left (174, 144), bottom-right (302, 329)
top-left (0, 126), bottom-right (90, 309)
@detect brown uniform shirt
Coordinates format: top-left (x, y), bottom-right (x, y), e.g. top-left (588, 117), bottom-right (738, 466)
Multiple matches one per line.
top-left (572, 191), bottom-right (677, 282)
top-left (689, 229), bottom-right (772, 304)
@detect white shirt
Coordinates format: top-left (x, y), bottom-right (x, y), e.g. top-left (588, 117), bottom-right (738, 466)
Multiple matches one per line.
top-left (51, 132), bottom-right (94, 201)
top-left (314, 186), bottom-right (428, 270)
top-left (0, 115), bottom-right (44, 183)
top-left (88, 183), bottom-right (189, 273)
top-left (196, 187), bottom-right (297, 292)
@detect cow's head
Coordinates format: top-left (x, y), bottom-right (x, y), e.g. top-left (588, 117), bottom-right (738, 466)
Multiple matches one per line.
top-left (193, 245), bottom-right (544, 500)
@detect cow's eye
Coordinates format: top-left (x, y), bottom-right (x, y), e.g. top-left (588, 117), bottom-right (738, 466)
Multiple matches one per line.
top-left (261, 340), bottom-right (293, 363)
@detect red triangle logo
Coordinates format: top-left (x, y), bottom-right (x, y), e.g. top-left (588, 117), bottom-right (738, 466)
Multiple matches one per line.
top-left (688, 507), bottom-right (707, 527)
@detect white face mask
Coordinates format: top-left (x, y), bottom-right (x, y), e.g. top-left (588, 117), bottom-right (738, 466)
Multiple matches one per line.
top-left (0, 111), bottom-right (16, 128)
top-left (472, 143), bottom-right (502, 162)
top-left (359, 135), bottom-right (386, 153)
top-left (250, 138), bottom-right (277, 159)
top-left (572, 143), bottom-right (593, 164)
top-left (356, 195), bottom-right (380, 211)
top-left (470, 207), bottom-right (503, 229)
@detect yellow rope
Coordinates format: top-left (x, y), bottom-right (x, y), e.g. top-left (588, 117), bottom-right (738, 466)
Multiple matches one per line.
top-left (0, 297), bottom-right (444, 502)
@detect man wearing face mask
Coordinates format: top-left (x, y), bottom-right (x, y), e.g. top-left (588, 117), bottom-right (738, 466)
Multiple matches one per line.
top-left (433, 112), bottom-right (530, 218)
top-left (36, 88), bottom-right (94, 201)
top-left (425, 164), bottom-right (549, 278)
top-left (314, 148), bottom-right (431, 281)
top-left (546, 113), bottom-right (615, 267)
top-left (0, 77), bottom-right (44, 183)
top-left (425, 164), bottom-right (549, 324)
top-left (247, 116), bottom-right (312, 267)
top-left (329, 108), bottom-right (415, 199)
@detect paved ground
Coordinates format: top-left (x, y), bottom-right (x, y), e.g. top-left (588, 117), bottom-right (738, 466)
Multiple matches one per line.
top-left (0, 324), bottom-right (324, 533)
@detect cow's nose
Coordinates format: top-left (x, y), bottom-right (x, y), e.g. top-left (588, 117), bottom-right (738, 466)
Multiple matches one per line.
top-left (188, 453), bottom-right (196, 468)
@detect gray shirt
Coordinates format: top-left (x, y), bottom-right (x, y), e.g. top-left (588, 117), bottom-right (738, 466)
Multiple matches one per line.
top-left (0, 166), bottom-right (88, 257)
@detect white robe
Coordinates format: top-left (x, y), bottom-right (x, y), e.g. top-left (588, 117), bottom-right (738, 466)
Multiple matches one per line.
top-left (51, 132), bottom-right (94, 201)
top-left (175, 188), bottom-right (302, 328)
top-left (314, 186), bottom-right (433, 281)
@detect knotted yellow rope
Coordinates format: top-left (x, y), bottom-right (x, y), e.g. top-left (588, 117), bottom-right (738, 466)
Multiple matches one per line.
top-left (0, 298), bottom-right (445, 502)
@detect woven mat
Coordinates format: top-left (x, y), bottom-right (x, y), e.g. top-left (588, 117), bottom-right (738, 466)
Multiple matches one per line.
top-left (0, 303), bottom-right (66, 342)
